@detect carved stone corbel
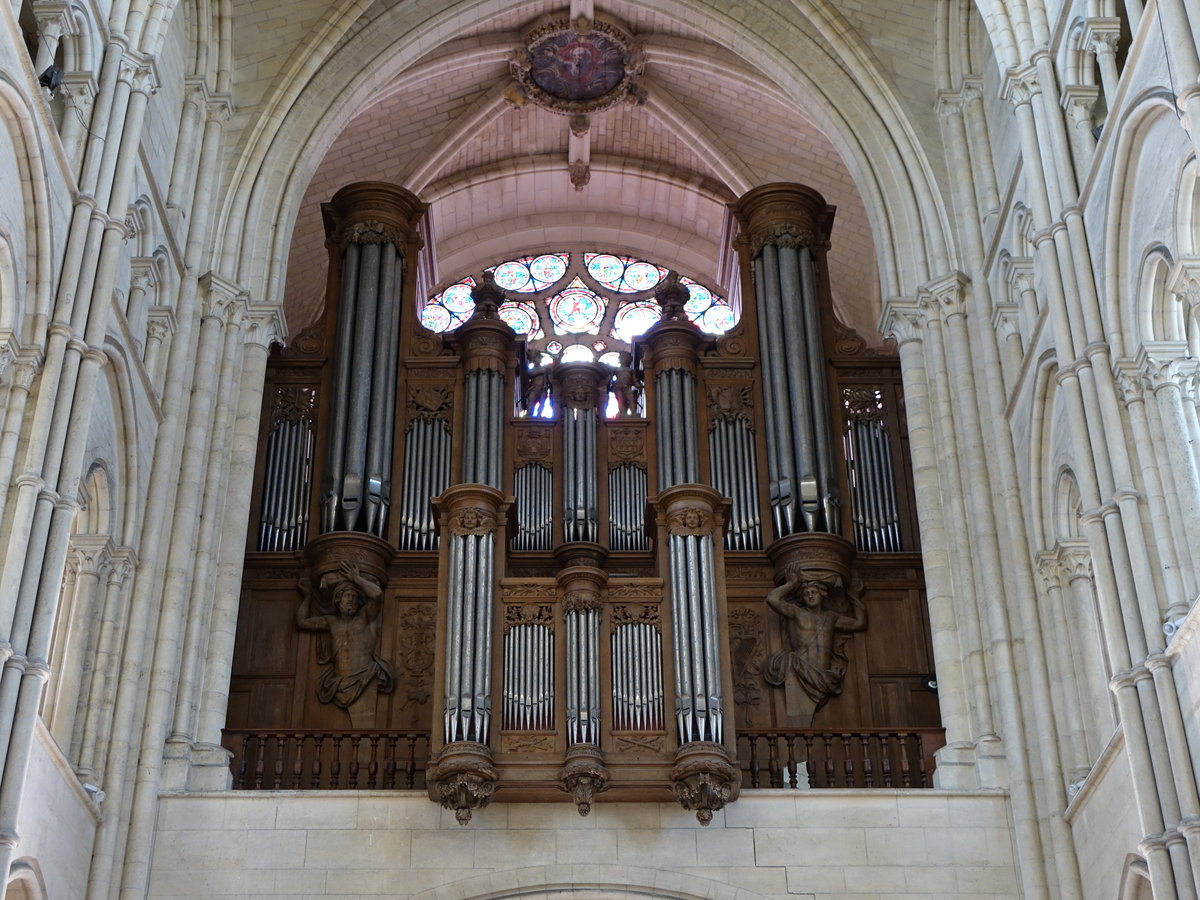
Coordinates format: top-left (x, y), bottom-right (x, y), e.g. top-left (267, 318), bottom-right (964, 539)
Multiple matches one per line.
top-left (560, 744), bottom-right (610, 816)
top-left (427, 741), bottom-right (498, 826)
top-left (669, 741), bottom-right (739, 826)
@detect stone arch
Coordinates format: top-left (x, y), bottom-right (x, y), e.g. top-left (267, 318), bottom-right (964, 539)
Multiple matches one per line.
top-left (213, 0), bottom-right (955, 318)
top-left (0, 74), bottom-right (53, 339)
top-left (1099, 88), bottom-right (1188, 357)
top-left (407, 864), bottom-right (775, 900)
top-left (1133, 245), bottom-right (1184, 344)
top-left (1118, 854), bottom-right (1153, 900)
top-left (3, 859), bottom-right (46, 900)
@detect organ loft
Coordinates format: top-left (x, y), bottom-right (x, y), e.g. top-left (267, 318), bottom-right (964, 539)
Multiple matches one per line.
top-left (225, 179), bottom-right (940, 823)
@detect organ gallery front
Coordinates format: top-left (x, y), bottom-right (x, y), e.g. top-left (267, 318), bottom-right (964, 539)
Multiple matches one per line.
top-left (224, 180), bottom-right (942, 824)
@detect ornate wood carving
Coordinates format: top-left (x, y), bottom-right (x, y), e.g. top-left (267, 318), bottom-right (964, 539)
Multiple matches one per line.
top-left (396, 604), bottom-right (436, 709)
top-left (447, 508), bottom-right (496, 536)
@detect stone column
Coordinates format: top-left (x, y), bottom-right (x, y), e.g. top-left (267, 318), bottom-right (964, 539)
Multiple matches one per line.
top-left (319, 183), bottom-right (425, 536)
top-left (731, 184), bottom-right (839, 537)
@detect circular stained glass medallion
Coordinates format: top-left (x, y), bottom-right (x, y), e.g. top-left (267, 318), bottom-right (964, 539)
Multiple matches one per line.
top-left (528, 253), bottom-right (567, 287)
top-left (498, 301), bottom-right (539, 336)
top-left (420, 304), bottom-right (451, 332)
top-left (493, 260), bottom-right (532, 292)
top-left (700, 305), bottom-right (737, 334)
top-left (440, 282), bottom-right (475, 313)
top-left (612, 301), bottom-right (661, 343)
top-left (548, 279), bottom-right (605, 334)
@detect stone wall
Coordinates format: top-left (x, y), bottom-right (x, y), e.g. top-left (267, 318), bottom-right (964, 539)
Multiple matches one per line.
top-left (148, 791), bottom-right (1018, 899)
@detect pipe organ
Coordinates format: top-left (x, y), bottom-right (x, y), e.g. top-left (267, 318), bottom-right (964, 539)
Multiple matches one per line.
top-left (230, 181), bottom-right (938, 823)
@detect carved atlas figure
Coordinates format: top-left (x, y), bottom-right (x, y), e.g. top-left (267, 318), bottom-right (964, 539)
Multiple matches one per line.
top-left (297, 560), bottom-right (396, 727)
top-left (763, 570), bottom-right (866, 726)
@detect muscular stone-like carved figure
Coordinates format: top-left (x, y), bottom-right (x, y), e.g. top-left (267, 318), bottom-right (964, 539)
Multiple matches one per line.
top-left (297, 560), bottom-right (396, 727)
top-left (763, 571), bottom-right (866, 726)
top-left (610, 352), bottom-right (641, 417)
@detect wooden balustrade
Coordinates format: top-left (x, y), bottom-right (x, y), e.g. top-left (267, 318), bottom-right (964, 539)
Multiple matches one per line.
top-left (223, 730), bottom-right (431, 790)
top-left (736, 728), bottom-right (945, 789)
top-left (224, 728), bottom-right (943, 791)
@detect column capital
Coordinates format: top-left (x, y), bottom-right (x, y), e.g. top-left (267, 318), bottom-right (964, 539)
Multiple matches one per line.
top-left (1060, 83), bottom-right (1100, 120)
top-left (991, 302), bottom-right (1021, 339)
top-left (1168, 256), bottom-right (1200, 309)
top-left (199, 271), bottom-right (246, 320)
top-left (936, 90), bottom-right (964, 121)
top-left (879, 297), bottom-right (924, 346)
top-left (1136, 341), bottom-right (1195, 390)
top-left (918, 271), bottom-right (970, 319)
top-left (321, 182), bottom-right (427, 251)
top-left (1113, 360), bottom-right (1149, 407)
top-left (1056, 541), bottom-right (1092, 581)
top-left (31, 1), bottom-right (75, 36)
top-left (1035, 551), bottom-right (1065, 591)
top-left (729, 183), bottom-right (835, 257)
top-left (1002, 62), bottom-right (1040, 107)
top-left (242, 303), bottom-right (286, 349)
top-left (1082, 17), bottom-right (1122, 55)
top-left (145, 306), bottom-right (177, 341)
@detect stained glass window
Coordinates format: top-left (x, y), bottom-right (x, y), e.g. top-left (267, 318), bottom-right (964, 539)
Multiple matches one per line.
top-left (498, 300), bottom-right (542, 338)
top-left (421, 277), bottom-right (476, 332)
top-left (561, 344), bottom-right (595, 362)
top-left (585, 253), bottom-right (667, 293)
top-left (548, 278), bottom-right (606, 334)
top-left (420, 254), bottom-right (737, 344)
top-left (490, 253), bottom-right (569, 293)
top-left (679, 276), bottom-right (735, 335)
top-left (611, 301), bottom-right (661, 343)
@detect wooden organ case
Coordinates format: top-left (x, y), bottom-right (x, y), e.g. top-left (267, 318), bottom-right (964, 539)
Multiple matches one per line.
top-left (225, 182), bottom-right (941, 823)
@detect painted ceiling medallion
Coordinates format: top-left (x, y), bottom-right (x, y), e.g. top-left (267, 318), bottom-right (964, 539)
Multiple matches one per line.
top-left (510, 16), bottom-right (646, 114)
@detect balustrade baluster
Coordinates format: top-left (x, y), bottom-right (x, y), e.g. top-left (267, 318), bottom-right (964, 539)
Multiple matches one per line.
top-left (841, 733), bottom-right (854, 787)
top-left (291, 735), bottom-right (304, 788)
top-left (405, 735), bottom-right (418, 789)
top-left (748, 736), bottom-right (761, 788)
top-left (312, 735), bottom-right (324, 788)
top-left (784, 735), bottom-right (799, 788)
top-left (767, 734), bottom-right (781, 787)
top-left (330, 736), bottom-right (343, 788)
top-left (384, 736), bottom-right (398, 789)
top-left (860, 734), bottom-right (873, 788)
top-left (273, 734), bottom-right (286, 788)
top-left (881, 735), bottom-right (894, 787)
top-left (898, 732), bottom-right (912, 787)
top-left (234, 735), bottom-right (248, 789)
top-left (822, 734), bottom-right (834, 788)
top-left (253, 734), bottom-right (266, 789)
top-left (368, 735), bottom-right (380, 789)
top-left (915, 733), bottom-right (929, 788)
top-left (801, 734), bottom-right (815, 788)
top-left (348, 735), bottom-right (361, 788)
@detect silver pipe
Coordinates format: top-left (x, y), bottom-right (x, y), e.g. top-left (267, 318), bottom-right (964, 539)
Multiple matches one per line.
top-left (865, 419), bottom-right (887, 550)
top-left (298, 420), bottom-right (315, 548)
top-left (758, 244), bottom-right (796, 535)
top-left (503, 628), bottom-right (511, 728)
top-left (682, 372), bottom-right (698, 482)
top-left (589, 609), bottom-right (599, 739)
top-left (610, 625), bottom-right (619, 732)
top-left (683, 535), bottom-right (705, 740)
top-left (700, 540), bottom-right (715, 744)
top-left (489, 370), bottom-right (503, 489)
top-left (799, 247), bottom-right (838, 531)
top-left (343, 242), bottom-right (382, 531)
top-left (879, 425), bottom-right (901, 549)
top-left (288, 419), bottom-right (307, 550)
top-left (669, 537), bottom-right (691, 740)
top-left (567, 613), bottom-right (577, 740)
top-left (850, 419), bottom-right (871, 549)
top-left (753, 252), bottom-right (782, 537)
top-left (778, 244), bottom-right (819, 532)
top-left (434, 425), bottom-right (451, 549)
top-left (462, 373), bottom-right (478, 483)
top-left (365, 247), bottom-right (397, 535)
top-left (636, 622), bottom-right (645, 732)
top-left (460, 533), bottom-right (478, 738)
top-left (654, 625), bottom-right (664, 730)
top-left (445, 534), bottom-right (463, 741)
top-left (280, 420), bottom-right (300, 551)
top-left (323, 243), bottom-right (360, 531)
top-left (480, 532), bottom-right (495, 741)
top-left (258, 428), bottom-right (279, 549)
top-left (379, 253), bottom-right (403, 536)
top-left (277, 420), bottom-right (295, 551)
top-left (400, 424), bottom-right (417, 548)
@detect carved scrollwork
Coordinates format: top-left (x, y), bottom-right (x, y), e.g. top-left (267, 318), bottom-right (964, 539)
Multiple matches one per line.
top-left (842, 387), bottom-right (886, 423)
top-left (514, 427), bottom-right (553, 465)
top-left (407, 384), bottom-right (452, 423)
top-left (614, 733), bottom-right (663, 752)
top-left (669, 742), bottom-right (738, 826)
top-left (502, 733), bottom-right (554, 753)
top-left (396, 604), bottom-right (436, 709)
top-left (729, 608), bottom-right (765, 718)
top-left (290, 321), bottom-right (324, 355)
top-left (610, 603), bottom-right (660, 627)
top-left (707, 384), bottom-right (752, 427)
top-left (504, 581), bottom-right (557, 598)
top-left (428, 742), bottom-right (498, 826)
top-left (505, 603), bottom-right (554, 629)
top-left (271, 384), bottom-right (318, 426)
top-left (448, 507), bottom-right (496, 536)
top-left (560, 745), bottom-right (610, 816)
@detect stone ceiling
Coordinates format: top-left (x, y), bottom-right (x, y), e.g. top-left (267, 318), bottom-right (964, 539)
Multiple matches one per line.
top-left (279, 0), bottom-right (918, 344)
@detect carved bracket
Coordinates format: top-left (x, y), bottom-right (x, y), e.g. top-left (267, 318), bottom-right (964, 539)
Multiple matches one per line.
top-left (428, 742), bottom-right (499, 826)
top-left (560, 744), bottom-right (610, 816)
top-left (669, 742), bottom-right (739, 826)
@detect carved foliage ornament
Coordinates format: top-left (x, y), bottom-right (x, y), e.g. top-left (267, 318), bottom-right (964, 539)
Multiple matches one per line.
top-left (448, 507), bottom-right (496, 536)
top-left (407, 384), bottom-right (452, 423)
top-left (505, 603), bottom-right (555, 629)
top-left (514, 427), bottom-right (553, 465)
top-left (563, 589), bottom-right (602, 614)
top-left (707, 384), bottom-right (753, 427)
top-left (429, 743), bottom-right (498, 826)
top-left (610, 603), bottom-right (660, 627)
top-left (509, 17), bottom-right (646, 116)
top-left (669, 743), bottom-right (738, 826)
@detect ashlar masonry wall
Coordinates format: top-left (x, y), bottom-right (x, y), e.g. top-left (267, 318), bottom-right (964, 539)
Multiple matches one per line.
top-left (148, 791), bottom-right (1018, 900)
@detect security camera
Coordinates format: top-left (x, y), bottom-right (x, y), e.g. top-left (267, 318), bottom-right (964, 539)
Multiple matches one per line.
top-left (38, 66), bottom-right (63, 96)
top-left (83, 783), bottom-right (105, 804)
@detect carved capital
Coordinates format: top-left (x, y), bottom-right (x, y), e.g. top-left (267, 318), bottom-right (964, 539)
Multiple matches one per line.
top-left (919, 271), bottom-right (971, 320)
top-left (670, 742), bottom-right (738, 825)
top-left (1002, 63), bottom-right (1040, 107)
top-left (1138, 341), bottom-right (1195, 391)
top-left (1061, 83), bottom-right (1100, 122)
top-left (992, 302), bottom-right (1021, 340)
top-left (447, 507), bottom-right (496, 536)
top-left (243, 303), bottom-right (286, 349)
top-left (879, 298), bottom-right (923, 346)
top-left (1082, 17), bottom-right (1122, 56)
top-left (563, 589), bottom-right (602, 614)
top-left (1035, 552), bottom-right (1064, 591)
top-left (322, 182), bottom-right (426, 251)
top-left (1056, 542), bottom-right (1092, 582)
